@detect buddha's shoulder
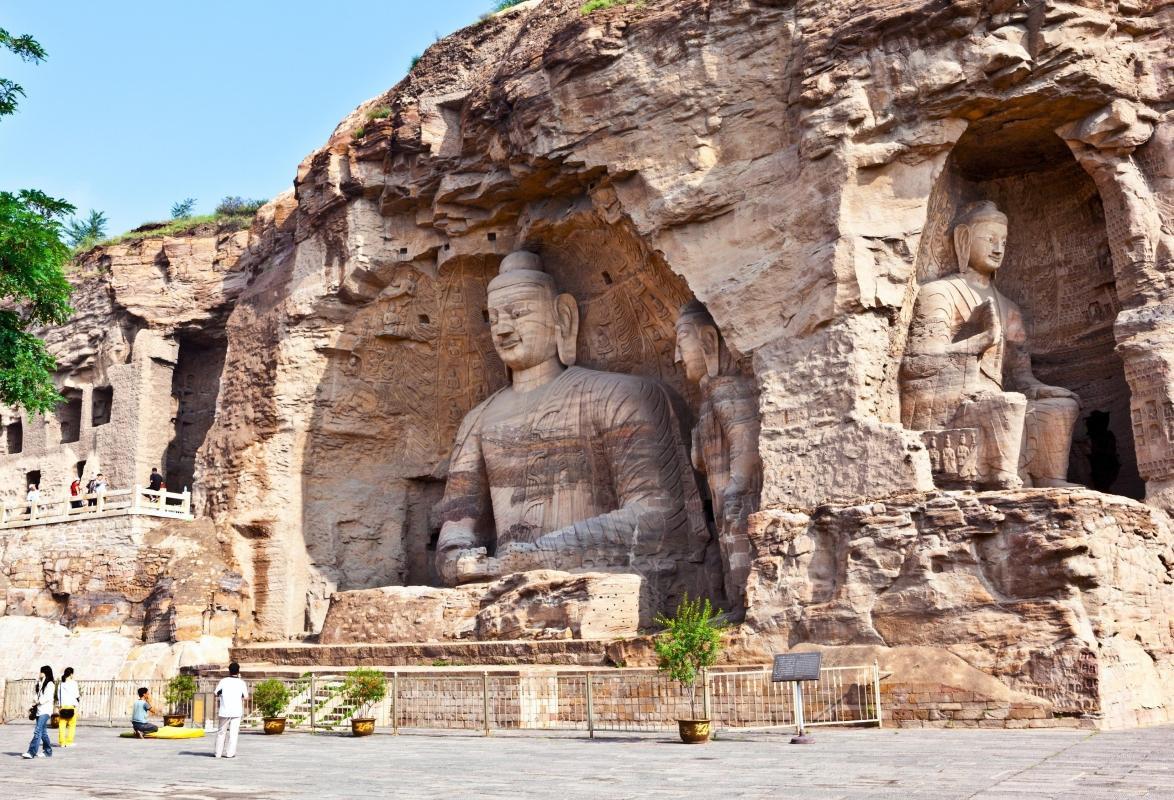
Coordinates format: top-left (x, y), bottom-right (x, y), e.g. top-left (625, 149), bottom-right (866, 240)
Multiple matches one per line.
top-left (917, 274), bottom-right (968, 294)
top-left (915, 274), bottom-right (974, 304)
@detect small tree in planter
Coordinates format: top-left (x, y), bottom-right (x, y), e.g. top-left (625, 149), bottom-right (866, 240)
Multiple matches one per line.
top-left (163, 675), bottom-right (198, 727)
top-left (341, 668), bottom-right (386, 737)
top-left (654, 595), bottom-right (726, 744)
top-left (254, 679), bottom-right (291, 735)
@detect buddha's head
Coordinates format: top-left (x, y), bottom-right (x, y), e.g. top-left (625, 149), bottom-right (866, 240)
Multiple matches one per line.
top-left (674, 300), bottom-right (725, 384)
top-left (486, 251), bottom-right (579, 372)
top-left (953, 201), bottom-right (1009, 277)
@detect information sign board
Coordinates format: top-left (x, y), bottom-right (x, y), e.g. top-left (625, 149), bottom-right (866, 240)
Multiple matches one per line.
top-left (771, 652), bottom-right (822, 683)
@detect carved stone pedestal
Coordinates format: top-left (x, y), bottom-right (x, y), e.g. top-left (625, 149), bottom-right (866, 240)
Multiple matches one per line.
top-left (320, 570), bottom-right (642, 644)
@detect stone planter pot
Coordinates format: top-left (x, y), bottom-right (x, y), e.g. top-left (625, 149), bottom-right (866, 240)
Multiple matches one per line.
top-left (263, 717), bottom-right (287, 735)
top-left (163, 713), bottom-right (186, 728)
top-left (351, 717), bottom-right (375, 737)
top-left (677, 719), bottom-right (711, 744)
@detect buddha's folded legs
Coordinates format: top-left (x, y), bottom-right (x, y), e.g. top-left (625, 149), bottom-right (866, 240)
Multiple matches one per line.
top-left (1021, 396), bottom-right (1082, 487)
top-left (951, 391), bottom-right (1027, 488)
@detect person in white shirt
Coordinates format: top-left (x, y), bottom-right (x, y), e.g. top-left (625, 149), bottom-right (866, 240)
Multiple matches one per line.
top-left (22, 665), bottom-right (55, 759)
top-left (213, 662), bottom-right (249, 758)
top-left (57, 667), bottom-right (81, 747)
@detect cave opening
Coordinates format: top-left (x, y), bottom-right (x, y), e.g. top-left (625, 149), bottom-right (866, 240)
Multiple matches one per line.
top-left (92, 386), bottom-right (113, 427)
top-left (59, 388), bottom-right (83, 444)
top-left (5, 420), bottom-right (21, 454)
top-left (164, 334), bottom-right (226, 495)
top-left (942, 111), bottom-right (1143, 498)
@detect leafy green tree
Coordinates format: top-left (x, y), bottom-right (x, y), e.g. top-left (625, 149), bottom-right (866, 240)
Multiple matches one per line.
top-left (0, 29), bottom-right (74, 413)
top-left (64, 209), bottom-right (107, 249)
top-left (654, 595), bottom-right (726, 720)
top-left (0, 28), bottom-right (47, 116)
top-left (170, 197), bottom-right (196, 219)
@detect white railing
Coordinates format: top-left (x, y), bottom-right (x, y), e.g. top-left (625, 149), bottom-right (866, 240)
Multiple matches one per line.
top-left (0, 485), bottom-right (193, 529)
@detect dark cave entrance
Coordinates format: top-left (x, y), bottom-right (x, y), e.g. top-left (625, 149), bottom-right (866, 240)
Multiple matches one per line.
top-left (164, 334), bottom-right (226, 496)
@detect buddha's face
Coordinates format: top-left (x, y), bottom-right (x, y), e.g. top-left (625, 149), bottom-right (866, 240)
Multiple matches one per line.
top-left (674, 320), bottom-right (709, 384)
top-left (966, 219), bottom-right (1007, 275)
top-left (487, 282), bottom-right (559, 371)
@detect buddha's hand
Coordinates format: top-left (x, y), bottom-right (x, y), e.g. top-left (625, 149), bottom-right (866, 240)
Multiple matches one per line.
top-left (1025, 385), bottom-right (1080, 403)
top-left (975, 298), bottom-right (1002, 352)
top-left (449, 548), bottom-right (501, 584)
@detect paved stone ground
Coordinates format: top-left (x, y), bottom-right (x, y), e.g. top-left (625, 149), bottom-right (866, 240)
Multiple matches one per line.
top-left (1, 723), bottom-right (1172, 799)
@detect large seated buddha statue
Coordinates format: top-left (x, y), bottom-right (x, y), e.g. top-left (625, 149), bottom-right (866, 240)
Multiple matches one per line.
top-left (900, 201), bottom-right (1081, 489)
top-left (435, 251), bottom-right (712, 618)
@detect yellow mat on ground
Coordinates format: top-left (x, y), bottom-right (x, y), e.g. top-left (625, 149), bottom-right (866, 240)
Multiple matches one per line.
top-left (119, 727), bottom-right (206, 739)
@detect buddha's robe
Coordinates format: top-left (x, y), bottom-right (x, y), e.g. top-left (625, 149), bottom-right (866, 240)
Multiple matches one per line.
top-left (901, 275), bottom-right (1079, 484)
top-left (437, 366), bottom-right (710, 609)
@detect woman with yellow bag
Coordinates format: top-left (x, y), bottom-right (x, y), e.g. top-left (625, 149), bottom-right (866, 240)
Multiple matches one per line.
top-left (57, 667), bottom-right (80, 747)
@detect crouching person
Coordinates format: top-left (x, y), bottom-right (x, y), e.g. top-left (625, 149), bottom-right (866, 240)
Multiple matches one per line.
top-left (131, 687), bottom-right (159, 738)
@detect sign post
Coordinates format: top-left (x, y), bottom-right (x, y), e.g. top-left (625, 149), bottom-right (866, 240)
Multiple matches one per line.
top-left (771, 652), bottom-right (822, 744)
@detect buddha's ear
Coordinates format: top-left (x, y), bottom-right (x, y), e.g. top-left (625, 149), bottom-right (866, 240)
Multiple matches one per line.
top-left (700, 324), bottom-right (721, 379)
top-left (953, 224), bottom-right (971, 273)
top-left (555, 293), bottom-right (579, 367)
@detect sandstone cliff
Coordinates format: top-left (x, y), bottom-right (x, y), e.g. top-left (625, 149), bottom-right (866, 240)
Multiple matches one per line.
top-left (2, 0), bottom-right (1172, 726)
top-left (0, 221), bottom-right (252, 680)
top-left (196, 0), bottom-right (1171, 638)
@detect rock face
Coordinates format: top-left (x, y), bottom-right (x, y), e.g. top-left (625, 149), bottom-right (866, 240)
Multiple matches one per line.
top-left (0, 222), bottom-right (252, 679)
top-left (320, 571), bottom-right (641, 643)
top-left (4, 0), bottom-right (1173, 726)
top-left (742, 489), bottom-right (1174, 729)
top-left (190, 0), bottom-right (1174, 726)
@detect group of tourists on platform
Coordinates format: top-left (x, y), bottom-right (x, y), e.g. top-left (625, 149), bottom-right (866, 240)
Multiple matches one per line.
top-left (19, 467), bottom-right (172, 517)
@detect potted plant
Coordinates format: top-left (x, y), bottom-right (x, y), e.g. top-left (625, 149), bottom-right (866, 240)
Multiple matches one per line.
top-left (341, 668), bottom-right (386, 737)
top-left (654, 595), bottom-right (726, 744)
top-left (254, 678), bottom-right (291, 735)
top-left (163, 674), bottom-right (198, 727)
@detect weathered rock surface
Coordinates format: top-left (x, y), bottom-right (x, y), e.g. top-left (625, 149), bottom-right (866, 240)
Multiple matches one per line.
top-left (2, 0), bottom-right (1172, 728)
top-left (0, 223), bottom-right (253, 679)
top-left (188, 0), bottom-right (1172, 648)
top-left (321, 570), bottom-right (641, 643)
top-left (740, 489), bottom-right (1174, 728)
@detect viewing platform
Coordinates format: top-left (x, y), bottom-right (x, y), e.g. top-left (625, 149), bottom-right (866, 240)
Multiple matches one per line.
top-left (0, 486), bottom-right (193, 529)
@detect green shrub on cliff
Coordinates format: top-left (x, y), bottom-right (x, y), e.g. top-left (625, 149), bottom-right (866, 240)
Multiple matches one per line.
top-left (215, 196), bottom-right (267, 216)
top-left (581, 0), bottom-right (641, 12)
top-left (65, 209), bottom-right (108, 249)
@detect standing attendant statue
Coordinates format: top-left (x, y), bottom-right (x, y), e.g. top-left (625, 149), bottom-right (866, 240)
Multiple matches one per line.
top-left (900, 201), bottom-right (1081, 488)
top-left (675, 301), bottom-right (760, 613)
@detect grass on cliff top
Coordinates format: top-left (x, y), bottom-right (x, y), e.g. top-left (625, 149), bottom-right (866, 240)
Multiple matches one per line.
top-left (581, 0), bottom-right (642, 12)
top-left (90, 212), bottom-right (254, 249)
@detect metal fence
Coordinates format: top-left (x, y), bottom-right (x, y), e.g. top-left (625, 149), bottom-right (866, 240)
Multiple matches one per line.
top-left (2, 664), bottom-right (881, 737)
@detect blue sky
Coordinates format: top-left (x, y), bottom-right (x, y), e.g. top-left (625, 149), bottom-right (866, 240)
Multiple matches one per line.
top-left (2, 1), bottom-right (492, 235)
